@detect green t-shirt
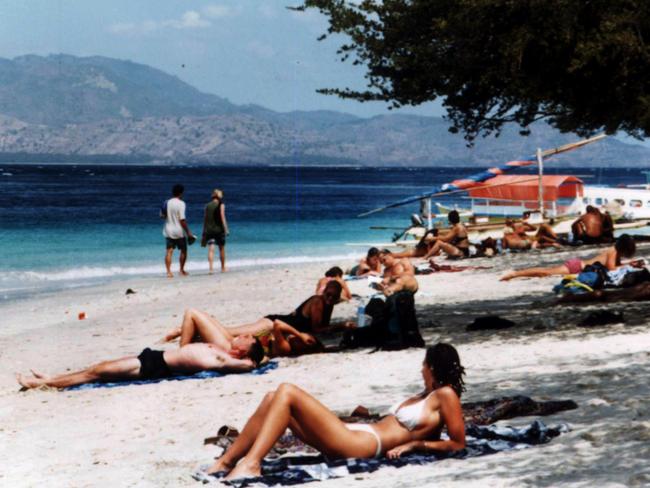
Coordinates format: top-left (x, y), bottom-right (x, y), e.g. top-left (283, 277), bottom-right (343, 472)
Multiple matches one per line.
top-left (204, 200), bottom-right (224, 235)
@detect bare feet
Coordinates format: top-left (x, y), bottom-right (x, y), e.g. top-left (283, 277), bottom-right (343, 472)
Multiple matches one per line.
top-left (221, 267), bottom-right (227, 273)
top-left (500, 271), bottom-right (516, 281)
top-left (30, 369), bottom-right (49, 379)
top-left (159, 329), bottom-right (180, 343)
top-left (206, 457), bottom-right (234, 476)
top-left (166, 271), bottom-right (174, 278)
top-left (224, 459), bottom-right (261, 480)
top-left (16, 373), bottom-right (42, 389)
top-left (180, 270), bottom-right (189, 277)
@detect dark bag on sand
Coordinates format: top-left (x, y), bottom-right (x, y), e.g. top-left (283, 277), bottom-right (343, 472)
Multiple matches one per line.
top-left (619, 268), bottom-right (650, 288)
top-left (341, 293), bottom-right (424, 350)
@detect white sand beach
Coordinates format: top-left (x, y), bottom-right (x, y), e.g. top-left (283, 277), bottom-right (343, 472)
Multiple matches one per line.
top-left (2, 244), bottom-right (650, 487)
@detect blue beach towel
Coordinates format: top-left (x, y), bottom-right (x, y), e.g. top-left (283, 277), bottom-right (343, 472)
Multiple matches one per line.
top-left (193, 420), bottom-right (569, 486)
top-left (67, 361), bottom-right (278, 391)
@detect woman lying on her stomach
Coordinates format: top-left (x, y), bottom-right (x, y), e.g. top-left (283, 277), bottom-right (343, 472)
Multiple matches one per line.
top-left (208, 342), bottom-right (466, 481)
top-left (500, 233), bottom-right (637, 281)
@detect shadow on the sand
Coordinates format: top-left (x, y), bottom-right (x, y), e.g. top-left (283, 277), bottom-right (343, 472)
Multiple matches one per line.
top-left (415, 289), bottom-right (650, 348)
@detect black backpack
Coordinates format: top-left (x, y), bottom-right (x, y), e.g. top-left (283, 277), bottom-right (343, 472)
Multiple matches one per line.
top-left (341, 293), bottom-right (424, 350)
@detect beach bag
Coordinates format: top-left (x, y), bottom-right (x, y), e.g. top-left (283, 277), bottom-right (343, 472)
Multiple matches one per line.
top-left (577, 262), bottom-right (608, 290)
top-left (160, 199), bottom-right (168, 218)
top-left (619, 268), bottom-right (650, 288)
top-left (340, 294), bottom-right (424, 350)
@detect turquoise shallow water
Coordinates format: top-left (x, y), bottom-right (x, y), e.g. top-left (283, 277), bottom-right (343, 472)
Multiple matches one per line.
top-left (1, 164), bottom-right (648, 300)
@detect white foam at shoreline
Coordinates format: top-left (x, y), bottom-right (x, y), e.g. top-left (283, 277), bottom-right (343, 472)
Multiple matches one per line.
top-left (0, 251), bottom-right (363, 286)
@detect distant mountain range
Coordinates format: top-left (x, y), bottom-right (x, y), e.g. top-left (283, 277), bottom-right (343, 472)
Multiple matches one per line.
top-left (1, 53), bottom-right (650, 167)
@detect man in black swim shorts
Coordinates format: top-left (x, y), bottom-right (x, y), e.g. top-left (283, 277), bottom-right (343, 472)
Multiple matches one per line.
top-left (17, 339), bottom-right (265, 389)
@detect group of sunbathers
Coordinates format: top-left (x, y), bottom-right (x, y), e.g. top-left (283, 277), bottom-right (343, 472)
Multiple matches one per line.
top-left (14, 204), bottom-right (645, 481)
top-left (16, 290), bottom-right (468, 481)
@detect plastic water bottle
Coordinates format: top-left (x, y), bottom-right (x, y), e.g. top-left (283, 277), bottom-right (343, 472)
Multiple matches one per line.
top-left (357, 305), bottom-right (366, 328)
top-left (567, 231), bottom-right (574, 243)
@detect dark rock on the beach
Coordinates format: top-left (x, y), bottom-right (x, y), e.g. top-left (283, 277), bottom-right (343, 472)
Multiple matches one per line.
top-left (125, 288), bottom-right (136, 295)
top-left (579, 310), bottom-right (625, 327)
top-left (466, 315), bottom-right (517, 331)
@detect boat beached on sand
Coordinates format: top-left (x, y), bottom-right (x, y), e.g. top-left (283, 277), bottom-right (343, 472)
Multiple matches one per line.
top-left (351, 136), bottom-right (650, 249)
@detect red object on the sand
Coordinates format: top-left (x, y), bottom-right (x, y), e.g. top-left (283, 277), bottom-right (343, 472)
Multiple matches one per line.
top-left (78, 312), bottom-right (86, 320)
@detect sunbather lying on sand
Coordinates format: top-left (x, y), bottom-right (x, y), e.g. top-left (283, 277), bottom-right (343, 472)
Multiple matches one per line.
top-left (16, 337), bottom-right (265, 389)
top-left (206, 343), bottom-right (466, 480)
top-left (391, 229), bottom-right (438, 259)
top-left (350, 247), bottom-right (383, 277)
top-left (162, 308), bottom-right (325, 358)
top-left (163, 281), bottom-right (354, 355)
top-left (500, 234), bottom-right (636, 281)
top-left (315, 266), bottom-right (352, 301)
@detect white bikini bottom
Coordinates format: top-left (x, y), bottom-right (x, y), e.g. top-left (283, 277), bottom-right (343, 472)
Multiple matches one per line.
top-left (346, 423), bottom-right (382, 458)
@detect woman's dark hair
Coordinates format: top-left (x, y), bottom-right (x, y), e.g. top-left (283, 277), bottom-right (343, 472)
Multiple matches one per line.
top-left (324, 280), bottom-right (342, 299)
top-left (367, 247), bottom-right (380, 258)
top-left (325, 266), bottom-right (344, 278)
top-left (249, 338), bottom-right (265, 366)
top-left (425, 343), bottom-right (466, 398)
top-left (615, 234), bottom-right (636, 258)
top-left (448, 210), bottom-right (460, 224)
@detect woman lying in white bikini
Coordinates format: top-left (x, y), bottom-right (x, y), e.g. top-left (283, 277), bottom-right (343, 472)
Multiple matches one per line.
top-left (206, 342), bottom-right (466, 480)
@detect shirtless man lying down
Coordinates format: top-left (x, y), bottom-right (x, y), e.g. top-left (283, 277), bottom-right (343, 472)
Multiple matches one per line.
top-left (16, 336), bottom-right (264, 389)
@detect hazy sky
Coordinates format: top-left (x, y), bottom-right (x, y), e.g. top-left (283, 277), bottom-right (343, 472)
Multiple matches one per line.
top-left (1, 0), bottom-right (648, 149)
top-left (0, 0), bottom-right (444, 118)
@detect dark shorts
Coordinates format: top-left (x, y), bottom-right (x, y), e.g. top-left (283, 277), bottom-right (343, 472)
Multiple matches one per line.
top-left (448, 247), bottom-right (470, 259)
top-left (166, 237), bottom-right (187, 251)
top-left (206, 232), bottom-right (226, 246)
top-left (137, 348), bottom-right (172, 379)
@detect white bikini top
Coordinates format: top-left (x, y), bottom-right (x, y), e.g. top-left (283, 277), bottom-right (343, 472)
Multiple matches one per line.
top-left (388, 392), bottom-right (433, 431)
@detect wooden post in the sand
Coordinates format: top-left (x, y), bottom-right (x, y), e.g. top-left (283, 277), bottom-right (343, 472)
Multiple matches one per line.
top-left (536, 147), bottom-right (544, 217)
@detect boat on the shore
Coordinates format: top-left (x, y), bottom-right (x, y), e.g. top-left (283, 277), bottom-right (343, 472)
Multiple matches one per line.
top-left (352, 136), bottom-right (650, 248)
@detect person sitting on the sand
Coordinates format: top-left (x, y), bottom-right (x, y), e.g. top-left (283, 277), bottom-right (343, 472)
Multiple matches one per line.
top-left (503, 212), bottom-right (536, 250)
top-left (571, 206), bottom-right (612, 244)
top-left (206, 342), bottom-right (466, 480)
top-left (423, 210), bottom-right (470, 259)
top-left (500, 234), bottom-right (636, 281)
top-left (315, 266), bottom-right (352, 301)
top-left (376, 273), bottom-right (419, 297)
top-left (16, 337), bottom-right (265, 389)
top-left (533, 218), bottom-right (562, 249)
top-left (391, 229), bottom-right (439, 259)
top-left (380, 249), bottom-right (415, 283)
top-left (162, 308), bottom-right (324, 359)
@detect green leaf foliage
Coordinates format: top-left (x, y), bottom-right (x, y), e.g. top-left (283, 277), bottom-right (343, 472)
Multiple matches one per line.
top-left (297, 0), bottom-right (650, 142)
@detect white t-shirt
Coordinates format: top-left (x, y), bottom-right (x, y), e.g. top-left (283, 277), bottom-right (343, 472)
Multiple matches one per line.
top-left (163, 197), bottom-right (187, 239)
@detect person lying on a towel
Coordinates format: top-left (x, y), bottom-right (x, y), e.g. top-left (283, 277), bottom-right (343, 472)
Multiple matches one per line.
top-left (207, 343), bottom-right (466, 481)
top-left (161, 282), bottom-right (351, 359)
top-left (16, 336), bottom-right (265, 389)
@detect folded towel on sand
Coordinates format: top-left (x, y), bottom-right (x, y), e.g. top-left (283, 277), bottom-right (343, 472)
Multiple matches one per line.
top-left (193, 420), bottom-right (569, 486)
top-left (66, 361), bottom-right (278, 391)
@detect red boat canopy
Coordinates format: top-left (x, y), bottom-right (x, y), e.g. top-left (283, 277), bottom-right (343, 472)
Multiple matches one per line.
top-left (468, 175), bottom-right (583, 202)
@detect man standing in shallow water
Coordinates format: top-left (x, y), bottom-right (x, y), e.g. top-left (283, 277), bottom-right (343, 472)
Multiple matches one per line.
top-left (163, 184), bottom-right (196, 278)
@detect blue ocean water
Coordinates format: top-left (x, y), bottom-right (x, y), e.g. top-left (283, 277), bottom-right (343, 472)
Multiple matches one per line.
top-left (0, 164), bottom-right (647, 300)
